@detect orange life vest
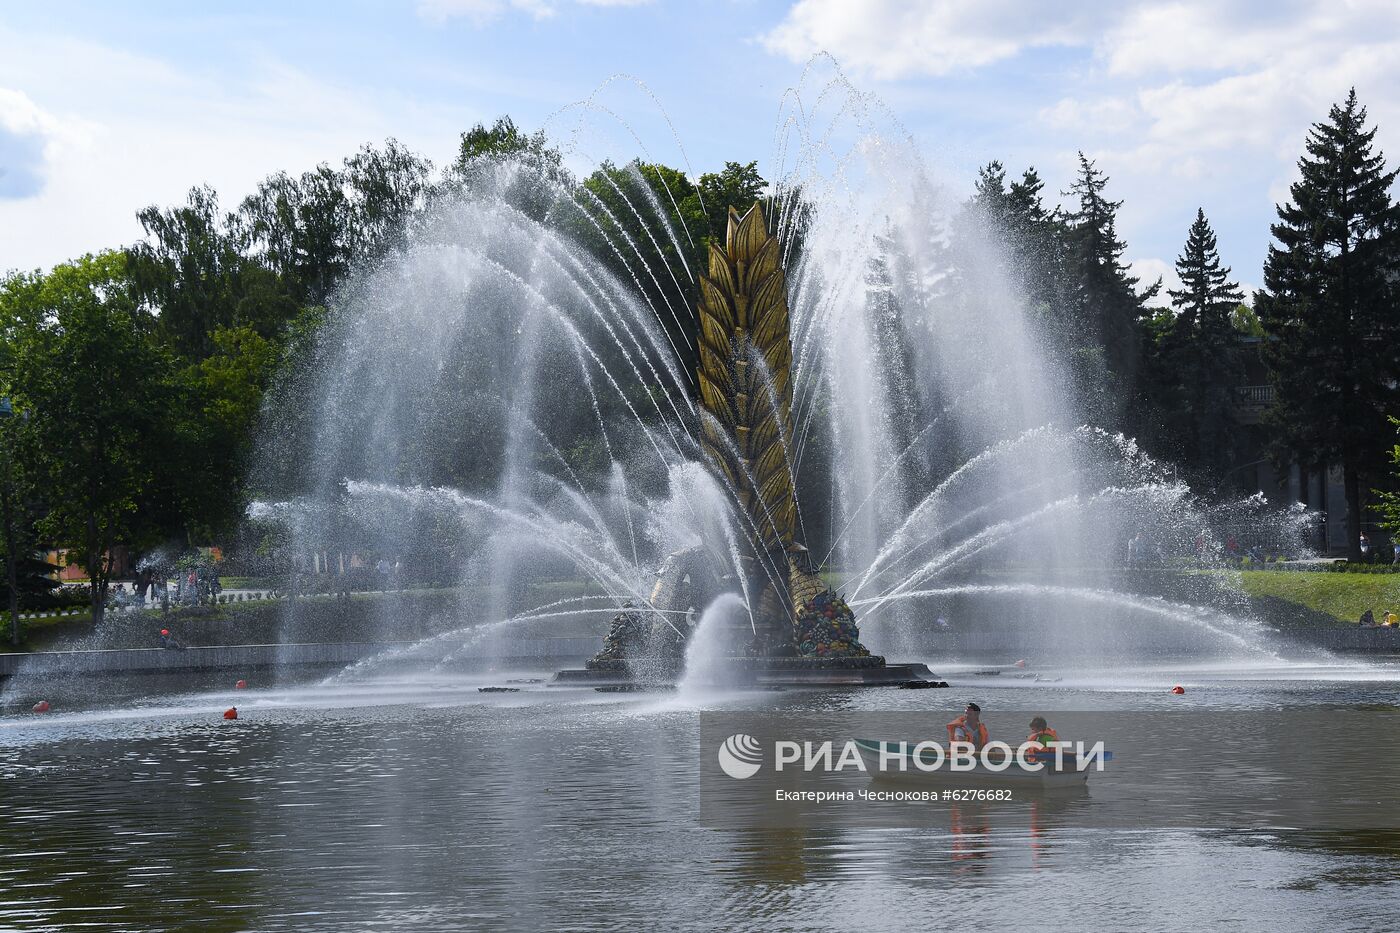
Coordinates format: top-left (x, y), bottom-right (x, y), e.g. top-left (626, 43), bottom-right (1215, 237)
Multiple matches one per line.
top-left (947, 715), bottom-right (989, 748)
top-left (1027, 726), bottom-right (1059, 747)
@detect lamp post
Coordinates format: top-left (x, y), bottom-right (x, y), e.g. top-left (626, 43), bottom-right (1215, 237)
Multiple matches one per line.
top-left (0, 397), bottom-right (20, 647)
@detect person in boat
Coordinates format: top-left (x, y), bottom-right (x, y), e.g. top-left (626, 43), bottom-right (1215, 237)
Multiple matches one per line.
top-left (946, 702), bottom-right (988, 750)
top-left (1359, 609), bottom-right (1376, 627)
top-left (1026, 716), bottom-right (1059, 747)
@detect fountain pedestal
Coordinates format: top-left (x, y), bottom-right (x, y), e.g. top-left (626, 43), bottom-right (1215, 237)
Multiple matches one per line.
top-left (551, 656), bottom-right (936, 688)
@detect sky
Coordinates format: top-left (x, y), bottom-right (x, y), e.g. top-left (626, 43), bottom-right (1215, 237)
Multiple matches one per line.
top-left (3, 0), bottom-right (1399, 298)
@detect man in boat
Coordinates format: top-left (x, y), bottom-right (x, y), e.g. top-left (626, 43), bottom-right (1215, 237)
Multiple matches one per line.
top-left (1026, 716), bottom-right (1058, 746)
top-left (946, 702), bottom-right (988, 750)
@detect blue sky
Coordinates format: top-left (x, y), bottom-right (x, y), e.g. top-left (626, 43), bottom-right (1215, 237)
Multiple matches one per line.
top-left (3, 0), bottom-right (1398, 297)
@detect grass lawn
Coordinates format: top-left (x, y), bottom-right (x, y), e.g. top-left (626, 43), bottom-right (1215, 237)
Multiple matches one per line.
top-left (1239, 570), bottom-right (1400, 625)
top-left (218, 576), bottom-right (277, 589)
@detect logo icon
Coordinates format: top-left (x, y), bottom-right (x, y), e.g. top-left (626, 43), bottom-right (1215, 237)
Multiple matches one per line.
top-left (717, 733), bottom-right (763, 779)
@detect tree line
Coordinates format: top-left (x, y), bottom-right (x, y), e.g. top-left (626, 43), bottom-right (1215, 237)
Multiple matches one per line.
top-left (1, 90), bottom-right (1398, 625)
top-left (965, 89), bottom-right (1400, 560)
top-left (0, 118), bottom-right (768, 622)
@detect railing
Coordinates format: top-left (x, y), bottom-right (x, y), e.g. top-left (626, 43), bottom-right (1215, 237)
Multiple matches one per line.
top-left (1236, 385), bottom-right (1275, 406)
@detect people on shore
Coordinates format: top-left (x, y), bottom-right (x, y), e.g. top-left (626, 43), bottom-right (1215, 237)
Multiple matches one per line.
top-left (947, 702), bottom-right (989, 750)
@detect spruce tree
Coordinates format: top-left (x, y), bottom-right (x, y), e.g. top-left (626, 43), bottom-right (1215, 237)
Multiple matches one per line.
top-left (1064, 153), bottom-right (1154, 430)
top-left (968, 163), bottom-right (1071, 346)
top-left (1256, 90), bottom-right (1400, 559)
top-left (1159, 209), bottom-right (1244, 489)
top-left (1006, 167), bottom-right (1071, 325)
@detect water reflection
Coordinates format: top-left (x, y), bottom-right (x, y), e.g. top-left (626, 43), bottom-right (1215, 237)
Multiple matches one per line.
top-left (1, 670), bottom-right (1399, 930)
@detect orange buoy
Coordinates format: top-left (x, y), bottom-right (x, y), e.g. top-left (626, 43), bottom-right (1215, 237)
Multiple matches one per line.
top-left (160, 629), bottom-right (170, 636)
top-left (235, 679), bottom-right (248, 690)
top-left (31, 700), bottom-right (51, 713)
top-left (223, 706), bottom-right (238, 720)
top-left (1171, 685), bottom-right (1185, 695)
top-left (1014, 659), bottom-right (1027, 669)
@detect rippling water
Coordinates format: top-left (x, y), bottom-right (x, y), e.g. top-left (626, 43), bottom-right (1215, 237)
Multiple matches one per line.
top-left (3, 661), bottom-right (1399, 931)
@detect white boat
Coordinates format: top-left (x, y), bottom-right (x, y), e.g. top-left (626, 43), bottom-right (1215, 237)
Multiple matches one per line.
top-left (855, 739), bottom-right (1095, 790)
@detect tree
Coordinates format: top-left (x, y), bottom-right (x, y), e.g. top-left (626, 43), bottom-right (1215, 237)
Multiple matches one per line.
top-left (697, 161), bottom-right (766, 241)
top-left (444, 117), bottom-right (569, 223)
top-left (968, 162), bottom-right (1071, 328)
top-left (341, 139), bottom-right (434, 266)
top-left (864, 226), bottom-right (929, 496)
top-left (1063, 153), bottom-right (1156, 429)
top-left (1155, 209), bottom-right (1245, 488)
top-left (237, 164), bottom-right (353, 306)
top-left (173, 325), bottom-right (281, 541)
top-left (1255, 90), bottom-right (1400, 560)
top-left (128, 186), bottom-right (299, 359)
top-left (1376, 419), bottom-right (1400, 552)
top-left (4, 252), bottom-right (172, 624)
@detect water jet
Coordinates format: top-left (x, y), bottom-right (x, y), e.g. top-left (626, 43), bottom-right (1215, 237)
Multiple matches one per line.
top-left (552, 204), bottom-right (932, 686)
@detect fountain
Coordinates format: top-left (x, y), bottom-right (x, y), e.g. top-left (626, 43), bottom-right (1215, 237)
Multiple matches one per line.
top-left (6, 76), bottom-right (1394, 933)
top-left (242, 91), bottom-right (1316, 691)
top-left (554, 202), bottom-right (932, 685)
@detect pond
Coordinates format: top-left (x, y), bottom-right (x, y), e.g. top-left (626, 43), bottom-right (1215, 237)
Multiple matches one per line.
top-left (3, 661), bottom-right (1399, 931)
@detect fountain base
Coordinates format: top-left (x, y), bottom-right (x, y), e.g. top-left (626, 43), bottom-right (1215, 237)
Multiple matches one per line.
top-left (551, 657), bottom-right (935, 688)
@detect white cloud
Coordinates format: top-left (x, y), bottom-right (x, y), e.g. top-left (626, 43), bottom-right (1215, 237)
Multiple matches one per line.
top-left (1128, 256), bottom-right (1178, 301)
top-left (1103, 1), bottom-right (1400, 77)
top-left (762, 1), bottom-right (1400, 283)
top-left (762, 0), bottom-right (1096, 79)
top-left (0, 87), bottom-right (94, 199)
top-left (0, 28), bottom-right (470, 274)
top-left (1038, 97), bottom-right (1139, 136)
top-left (764, 0), bottom-right (1400, 177)
top-left (0, 88), bottom-right (62, 139)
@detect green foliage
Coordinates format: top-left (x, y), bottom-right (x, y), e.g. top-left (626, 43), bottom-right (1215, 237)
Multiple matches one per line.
top-left (175, 325), bottom-right (281, 539)
top-left (1063, 153), bottom-right (1155, 428)
top-left (446, 116), bottom-right (568, 222)
top-left (1238, 569), bottom-right (1400, 624)
top-left (236, 138), bottom-right (433, 305)
top-left (967, 156), bottom-right (1154, 437)
top-left (967, 161), bottom-right (1072, 357)
top-left (697, 161), bottom-right (766, 240)
top-left (1150, 209), bottom-right (1246, 490)
top-left (1255, 89), bottom-right (1400, 559)
top-left (128, 186), bottom-right (298, 359)
top-left (10, 101), bottom-right (1397, 595)
top-left (1231, 303), bottom-right (1265, 337)
top-left (1376, 417), bottom-right (1400, 538)
top-left (557, 157), bottom-right (777, 463)
top-left (2, 252), bottom-right (173, 621)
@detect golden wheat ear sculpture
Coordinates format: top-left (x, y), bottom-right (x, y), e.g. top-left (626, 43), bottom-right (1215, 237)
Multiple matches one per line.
top-left (695, 201), bottom-right (798, 555)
